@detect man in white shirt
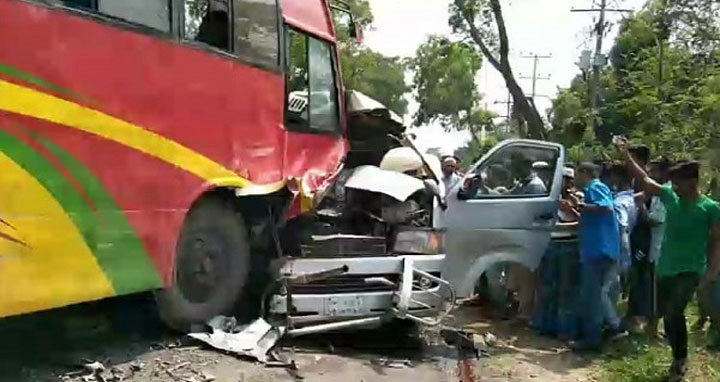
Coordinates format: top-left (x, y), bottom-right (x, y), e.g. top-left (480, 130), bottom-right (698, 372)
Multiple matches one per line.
top-left (606, 164), bottom-right (638, 334)
top-left (639, 158), bottom-right (670, 337)
top-left (509, 155), bottom-right (547, 195)
top-left (441, 156), bottom-right (462, 194)
top-left (647, 159), bottom-right (670, 263)
top-left (559, 167), bottom-right (581, 222)
top-left (612, 164), bottom-right (639, 271)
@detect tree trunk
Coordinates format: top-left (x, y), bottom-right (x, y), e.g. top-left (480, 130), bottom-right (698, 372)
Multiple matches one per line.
top-left (470, 129), bottom-right (482, 146)
top-left (459, 1), bottom-right (546, 140)
top-left (502, 70), bottom-right (545, 140)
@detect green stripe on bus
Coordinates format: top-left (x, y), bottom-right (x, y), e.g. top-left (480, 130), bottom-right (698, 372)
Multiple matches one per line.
top-left (0, 62), bottom-right (85, 100)
top-left (0, 128), bottom-right (162, 294)
top-left (33, 134), bottom-right (163, 294)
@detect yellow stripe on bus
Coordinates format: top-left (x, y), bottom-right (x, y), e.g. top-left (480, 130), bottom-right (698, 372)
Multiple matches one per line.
top-left (0, 151), bottom-right (114, 317)
top-left (0, 80), bottom-right (249, 187)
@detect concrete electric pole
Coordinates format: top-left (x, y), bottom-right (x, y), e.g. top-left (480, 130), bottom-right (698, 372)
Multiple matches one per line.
top-left (572, 1), bottom-right (633, 141)
top-left (494, 93), bottom-right (513, 129)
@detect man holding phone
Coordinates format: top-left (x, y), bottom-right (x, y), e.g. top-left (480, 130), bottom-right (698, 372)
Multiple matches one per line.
top-left (617, 138), bottom-right (720, 381)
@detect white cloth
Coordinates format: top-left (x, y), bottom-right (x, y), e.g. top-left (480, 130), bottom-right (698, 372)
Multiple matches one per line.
top-left (558, 209), bottom-right (575, 223)
top-left (511, 173), bottom-right (547, 195)
top-left (442, 172), bottom-right (461, 193)
top-left (558, 191), bottom-right (583, 222)
top-left (614, 190), bottom-right (638, 232)
top-left (345, 166), bottom-right (425, 201)
top-left (648, 194), bottom-right (667, 263)
top-left (619, 230), bottom-right (632, 271)
top-left (614, 190), bottom-right (637, 271)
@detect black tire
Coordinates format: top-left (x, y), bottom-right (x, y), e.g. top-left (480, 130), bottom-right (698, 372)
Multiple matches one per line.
top-left (156, 196), bottom-right (250, 331)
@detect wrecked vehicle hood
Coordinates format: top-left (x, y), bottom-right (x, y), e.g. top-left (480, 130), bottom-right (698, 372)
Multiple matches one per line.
top-left (345, 90), bottom-right (406, 169)
top-left (347, 90), bottom-right (404, 126)
top-left (345, 165), bottom-right (425, 202)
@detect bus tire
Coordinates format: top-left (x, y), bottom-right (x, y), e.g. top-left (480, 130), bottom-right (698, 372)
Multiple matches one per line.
top-left (156, 196), bottom-right (250, 332)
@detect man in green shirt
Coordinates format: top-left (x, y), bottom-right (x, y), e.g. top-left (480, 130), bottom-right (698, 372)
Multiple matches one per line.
top-left (618, 140), bottom-right (720, 382)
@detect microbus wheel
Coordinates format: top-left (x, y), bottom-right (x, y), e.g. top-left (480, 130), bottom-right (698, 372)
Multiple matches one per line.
top-left (156, 196), bottom-right (250, 332)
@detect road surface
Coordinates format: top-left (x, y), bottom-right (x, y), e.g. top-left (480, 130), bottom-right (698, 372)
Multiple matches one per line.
top-left (0, 294), bottom-right (592, 382)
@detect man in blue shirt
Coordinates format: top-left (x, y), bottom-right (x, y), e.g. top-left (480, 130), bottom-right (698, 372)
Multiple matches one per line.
top-left (561, 162), bottom-right (620, 351)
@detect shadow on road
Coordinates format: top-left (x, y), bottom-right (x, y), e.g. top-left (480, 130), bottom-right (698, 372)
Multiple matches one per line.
top-left (0, 295), bottom-right (595, 382)
top-left (0, 293), bottom-right (172, 382)
top-left (0, 295), bottom-right (434, 382)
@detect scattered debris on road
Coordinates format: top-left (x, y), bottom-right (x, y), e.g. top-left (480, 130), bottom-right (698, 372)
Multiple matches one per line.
top-left (61, 360), bottom-right (127, 382)
top-left (82, 361), bottom-right (106, 375)
top-left (187, 316), bottom-right (286, 365)
top-left (128, 361), bottom-right (143, 373)
top-left (370, 357), bottom-right (414, 369)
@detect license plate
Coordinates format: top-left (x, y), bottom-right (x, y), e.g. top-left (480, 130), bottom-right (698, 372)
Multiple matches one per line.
top-left (323, 295), bottom-right (369, 316)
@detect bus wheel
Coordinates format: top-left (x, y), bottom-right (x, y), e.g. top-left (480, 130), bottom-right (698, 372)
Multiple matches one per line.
top-left (156, 196), bottom-right (250, 331)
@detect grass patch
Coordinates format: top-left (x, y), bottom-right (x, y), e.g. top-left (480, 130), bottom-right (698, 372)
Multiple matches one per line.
top-left (595, 303), bottom-right (720, 382)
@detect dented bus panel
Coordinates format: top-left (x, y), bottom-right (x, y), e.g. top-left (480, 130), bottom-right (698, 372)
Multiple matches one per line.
top-left (0, 0), bottom-right (346, 320)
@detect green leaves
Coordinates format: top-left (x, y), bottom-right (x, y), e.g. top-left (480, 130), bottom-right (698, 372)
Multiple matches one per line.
top-left (409, 35), bottom-right (485, 131)
top-left (340, 46), bottom-right (409, 115)
top-left (550, 0), bottom-right (720, 191)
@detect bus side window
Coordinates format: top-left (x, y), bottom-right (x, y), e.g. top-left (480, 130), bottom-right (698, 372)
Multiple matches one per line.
top-left (60, 0), bottom-right (96, 10)
top-left (184, 0), bottom-right (231, 51)
top-left (97, 0), bottom-right (171, 32)
top-left (232, 0), bottom-right (279, 67)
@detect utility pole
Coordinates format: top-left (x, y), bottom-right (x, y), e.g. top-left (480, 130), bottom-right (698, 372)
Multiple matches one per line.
top-left (590, 0), bottom-right (606, 138)
top-left (519, 54), bottom-right (552, 99)
top-left (494, 92), bottom-right (512, 128)
top-left (572, 1), bottom-right (633, 142)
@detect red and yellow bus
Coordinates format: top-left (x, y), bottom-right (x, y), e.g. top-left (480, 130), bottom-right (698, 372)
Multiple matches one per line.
top-left (0, 0), bottom-right (349, 327)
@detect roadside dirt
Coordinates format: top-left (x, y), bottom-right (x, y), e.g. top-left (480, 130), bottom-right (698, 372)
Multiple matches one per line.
top-left (450, 304), bottom-right (594, 382)
top-left (0, 295), bottom-right (595, 382)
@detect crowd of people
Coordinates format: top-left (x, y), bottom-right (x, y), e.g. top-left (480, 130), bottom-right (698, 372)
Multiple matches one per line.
top-left (438, 140), bottom-right (720, 381)
top-left (549, 139), bottom-right (720, 382)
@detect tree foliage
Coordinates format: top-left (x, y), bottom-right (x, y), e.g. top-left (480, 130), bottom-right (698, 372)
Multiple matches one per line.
top-left (550, 0), bottom-right (720, 189)
top-left (408, 35), bottom-right (498, 165)
top-left (409, 36), bottom-right (484, 130)
top-left (340, 48), bottom-right (410, 115)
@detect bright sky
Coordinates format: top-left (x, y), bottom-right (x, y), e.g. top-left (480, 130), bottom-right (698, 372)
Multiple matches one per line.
top-left (364, 0), bottom-right (647, 154)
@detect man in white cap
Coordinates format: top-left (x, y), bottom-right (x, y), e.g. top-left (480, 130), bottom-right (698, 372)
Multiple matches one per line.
top-left (441, 155), bottom-right (462, 194)
top-left (509, 154), bottom-right (547, 195)
top-left (559, 167), bottom-right (580, 222)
